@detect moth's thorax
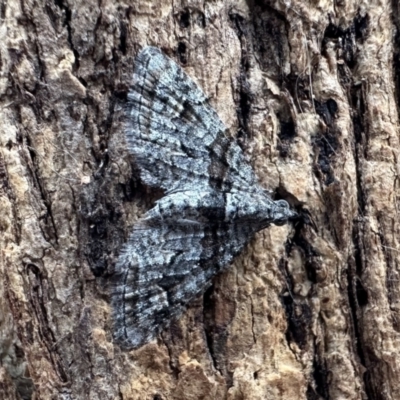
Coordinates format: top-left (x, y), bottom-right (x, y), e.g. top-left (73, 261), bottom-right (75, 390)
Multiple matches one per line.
top-left (224, 191), bottom-right (291, 227)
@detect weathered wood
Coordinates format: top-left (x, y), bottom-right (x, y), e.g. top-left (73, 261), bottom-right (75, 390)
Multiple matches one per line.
top-left (0, 0), bottom-right (399, 399)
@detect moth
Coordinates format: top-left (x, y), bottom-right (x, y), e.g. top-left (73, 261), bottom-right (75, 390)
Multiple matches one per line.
top-left (112, 46), bottom-right (296, 348)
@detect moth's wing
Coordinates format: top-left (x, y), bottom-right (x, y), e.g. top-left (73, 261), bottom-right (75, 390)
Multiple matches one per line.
top-left (111, 220), bottom-right (252, 349)
top-left (126, 46), bottom-right (259, 193)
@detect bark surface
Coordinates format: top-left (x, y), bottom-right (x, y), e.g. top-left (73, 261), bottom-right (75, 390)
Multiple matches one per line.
top-left (1, 0), bottom-right (400, 399)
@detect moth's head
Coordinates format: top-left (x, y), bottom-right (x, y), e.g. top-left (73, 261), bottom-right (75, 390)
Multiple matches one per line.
top-left (271, 199), bottom-right (297, 226)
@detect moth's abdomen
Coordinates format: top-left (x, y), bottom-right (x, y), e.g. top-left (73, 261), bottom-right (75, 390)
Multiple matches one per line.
top-left (145, 189), bottom-right (226, 222)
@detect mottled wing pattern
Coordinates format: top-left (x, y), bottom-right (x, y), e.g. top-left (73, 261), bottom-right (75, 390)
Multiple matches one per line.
top-left (112, 218), bottom-right (252, 348)
top-left (112, 47), bottom-right (295, 349)
top-left (125, 46), bottom-right (259, 193)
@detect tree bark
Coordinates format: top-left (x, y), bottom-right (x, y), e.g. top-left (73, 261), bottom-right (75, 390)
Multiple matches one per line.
top-left (1, 0), bottom-right (400, 399)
